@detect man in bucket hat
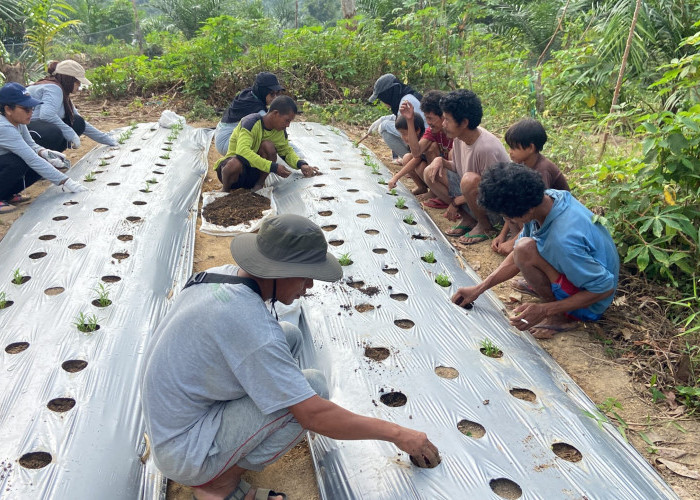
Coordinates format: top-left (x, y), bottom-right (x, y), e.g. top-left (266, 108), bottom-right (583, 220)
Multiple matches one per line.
top-left (141, 215), bottom-right (440, 500)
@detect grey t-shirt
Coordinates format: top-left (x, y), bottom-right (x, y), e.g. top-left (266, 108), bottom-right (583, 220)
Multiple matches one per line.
top-left (452, 127), bottom-right (509, 177)
top-left (140, 265), bottom-right (315, 473)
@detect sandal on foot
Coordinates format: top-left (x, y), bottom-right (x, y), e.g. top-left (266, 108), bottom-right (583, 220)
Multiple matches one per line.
top-left (511, 278), bottom-right (541, 298)
top-left (423, 198), bottom-right (448, 209)
top-left (444, 224), bottom-right (471, 237)
top-left (215, 479), bottom-right (286, 500)
top-left (530, 324), bottom-right (577, 339)
top-left (0, 201), bottom-right (17, 214)
top-left (8, 193), bottom-right (31, 204)
top-left (456, 233), bottom-right (491, 245)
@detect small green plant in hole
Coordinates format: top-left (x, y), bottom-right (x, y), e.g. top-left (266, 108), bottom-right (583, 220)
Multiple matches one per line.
top-left (99, 159), bottom-right (108, 167)
top-left (84, 171), bottom-right (96, 182)
top-left (403, 213), bottom-right (415, 225)
top-left (94, 283), bottom-right (112, 307)
top-left (389, 188), bottom-right (397, 196)
top-left (480, 338), bottom-right (502, 358)
top-left (74, 312), bottom-right (99, 333)
top-left (160, 153), bottom-right (170, 160)
top-left (435, 273), bottom-right (451, 287)
top-left (395, 197), bottom-right (406, 209)
top-left (371, 163), bottom-right (380, 175)
top-left (422, 251), bottom-right (436, 263)
top-left (12, 269), bottom-right (24, 285)
top-left (378, 178), bottom-right (387, 185)
top-left (146, 178), bottom-right (158, 184)
top-left (142, 183), bottom-right (152, 193)
top-left (0, 291), bottom-right (8, 308)
top-left (338, 253), bottom-right (353, 266)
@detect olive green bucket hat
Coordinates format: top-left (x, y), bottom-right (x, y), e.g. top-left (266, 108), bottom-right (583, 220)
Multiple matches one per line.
top-left (230, 214), bottom-right (343, 282)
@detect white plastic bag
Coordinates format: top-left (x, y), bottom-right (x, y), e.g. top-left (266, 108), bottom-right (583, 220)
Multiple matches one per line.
top-left (159, 110), bottom-right (186, 129)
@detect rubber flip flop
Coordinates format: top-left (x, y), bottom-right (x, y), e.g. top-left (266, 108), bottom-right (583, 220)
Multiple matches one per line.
top-left (511, 278), bottom-right (541, 298)
top-left (8, 193), bottom-right (31, 204)
top-left (444, 224), bottom-right (471, 237)
top-left (456, 233), bottom-right (491, 245)
top-left (531, 324), bottom-right (577, 339)
top-left (422, 198), bottom-right (448, 209)
top-left (0, 201), bottom-right (17, 214)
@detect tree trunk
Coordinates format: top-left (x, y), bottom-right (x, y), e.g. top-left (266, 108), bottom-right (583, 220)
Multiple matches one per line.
top-left (131, 0), bottom-right (143, 52)
top-left (599, 0), bottom-right (642, 160)
top-left (341, 0), bottom-right (355, 19)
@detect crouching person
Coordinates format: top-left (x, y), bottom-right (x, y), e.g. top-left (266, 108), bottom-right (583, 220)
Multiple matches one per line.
top-left (141, 215), bottom-right (440, 500)
top-left (451, 162), bottom-right (619, 339)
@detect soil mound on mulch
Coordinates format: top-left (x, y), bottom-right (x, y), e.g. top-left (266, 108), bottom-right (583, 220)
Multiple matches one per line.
top-left (202, 189), bottom-right (271, 227)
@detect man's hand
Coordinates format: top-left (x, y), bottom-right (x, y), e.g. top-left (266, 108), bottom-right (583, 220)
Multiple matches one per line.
top-left (428, 160), bottom-right (443, 184)
top-left (300, 164), bottom-right (320, 177)
top-left (443, 203), bottom-right (460, 222)
top-left (388, 175), bottom-right (399, 190)
top-left (69, 136), bottom-right (81, 149)
top-left (510, 302), bottom-right (550, 330)
top-left (399, 100), bottom-right (415, 120)
top-left (394, 428), bottom-right (440, 468)
top-left (492, 237), bottom-right (515, 256)
top-left (275, 164), bottom-right (292, 178)
top-left (451, 286), bottom-right (481, 308)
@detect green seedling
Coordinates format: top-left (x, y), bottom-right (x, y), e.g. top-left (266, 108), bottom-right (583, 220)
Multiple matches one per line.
top-left (389, 188), bottom-right (397, 196)
top-left (84, 171), bottom-right (96, 182)
top-left (74, 312), bottom-right (99, 333)
top-left (422, 251), bottom-right (436, 263)
top-left (378, 178), bottom-right (387, 185)
top-left (403, 213), bottom-right (415, 225)
top-left (435, 273), bottom-right (452, 287)
top-left (146, 178), bottom-right (158, 184)
top-left (163, 146), bottom-right (172, 151)
top-left (0, 291), bottom-right (7, 309)
top-left (142, 183), bottom-right (152, 193)
top-left (338, 253), bottom-right (353, 266)
top-left (395, 197), bottom-right (406, 209)
top-left (160, 153), bottom-right (170, 160)
top-left (12, 269), bottom-right (23, 285)
top-left (480, 338), bottom-right (502, 358)
top-left (371, 163), bottom-right (380, 175)
top-left (94, 283), bottom-right (112, 307)
top-left (99, 159), bottom-right (108, 167)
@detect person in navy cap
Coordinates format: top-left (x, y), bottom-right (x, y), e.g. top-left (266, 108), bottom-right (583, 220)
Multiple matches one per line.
top-left (0, 82), bottom-right (86, 213)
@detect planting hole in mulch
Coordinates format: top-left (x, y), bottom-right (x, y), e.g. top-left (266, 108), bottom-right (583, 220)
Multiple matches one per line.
top-left (404, 219), bottom-right (417, 226)
top-left (319, 141), bottom-right (329, 144)
top-left (421, 256), bottom-right (437, 263)
top-left (139, 189), bottom-right (151, 193)
top-left (38, 234), bottom-right (56, 240)
top-left (155, 163), bottom-right (166, 167)
top-left (356, 199), bottom-right (368, 204)
top-left (117, 235), bottom-right (133, 241)
top-left (93, 207), bottom-right (109, 213)
top-left (340, 177), bottom-right (351, 180)
top-left (552, 443), bottom-right (583, 462)
top-left (164, 141), bottom-right (173, 145)
top-left (313, 183), bottom-right (326, 187)
top-left (510, 388), bottom-right (536, 402)
top-left (364, 346), bottom-right (390, 362)
top-left (346, 279), bottom-right (365, 289)
top-left (5, 342), bottom-right (29, 354)
top-left (372, 248), bottom-right (387, 254)
top-left (318, 210), bottom-right (332, 216)
top-left (489, 478), bottom-right (522, 499)
top-left (365, 229), bottom-right (379, 235)
top-left (68, 243), bottom-right (85, 250)
top-left (323, 150), bottom-right (333, 153)
top-left (11, 275), bottom-right (30, 285)
top-left (120, 163), bottom-right (132, 167)
top-left (357, 213), bottom-right (370, 218)
top-left (112, 252), bottom-right (130, 260)
top-left (102, 275), bottom-right (121, 283)
top-left (44, 287), bottom-right (64, 295)
top-left (77, 323), bottom-right (100, 333)
top-left (102, 154), bottom-right (114, 160)
top-left (107, 182), bottom-right (120, 186)
top-left (0, 300), bottom-right (14, 309)
top-left (47, 397), bottom-right (76, 413)
top-left (410, 454), bottom-right (441, 469)
top-left (133, 201), bottom-right (147, 205)
top-left (347, 188), bottom-right (359, 193)
top-left (62, 360), bottom-right (88, 372)
top-left (480, 346), bottom-right (504, 358)
top-left (131, 148), bottom-right (140, 152)
top-left (380, 391), bottom-right (407, 407)
top-left (92, 299), bottom-right (112, 308)
top-left (411, 233), bottom-right (434, 240)
top-left (153, 170), bottom-right (164, 175)
top-left (29, 252), bottom-right (47, 259)
top-left (435, 277), bottom-right (451, 287)
top-left (355, 303), bottom-right (375, 313)
top-left (52, 216), bottom-right (68, 221)
top-left (435, 366), bottom-right (459, 379)
top-left (383, 267), bottom-right (399, 275)
top-left (458, 419), bottom-right (485, 439)
top-left (126, 216), bottom-right (141, 222)
top-left (18, 452), bottom-right (52, 469)
top-left (390, 293), bottom-right (408, 301)
top-left (329, 159), bottom-right (340, 162)
top-left (63, 201), bottom-right (78, 206)
top-left (93, 170), bottom-right (104, 174)
top-left (330, 167), bottom-right (341, 170)
top-left (394, 319), bottom-right (414, 329)
top-left (329, 240), bottom-right (344, 246)
top-left (321, 225), bottom-right (337, 232)
top-left (202, 190), bottom-right (271, 227)
top-left (321, 196), bottom-right (335, 201)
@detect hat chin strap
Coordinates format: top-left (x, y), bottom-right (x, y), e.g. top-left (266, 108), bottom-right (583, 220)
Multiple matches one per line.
top-left (270, 279), bottom-right (279, 320)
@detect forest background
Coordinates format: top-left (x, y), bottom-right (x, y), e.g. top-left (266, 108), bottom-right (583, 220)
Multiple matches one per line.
top-left (1, 0), bottom-right (699, 412)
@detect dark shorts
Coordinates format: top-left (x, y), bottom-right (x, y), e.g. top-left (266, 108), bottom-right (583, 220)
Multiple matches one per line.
top-left (551, 274), bottom-right (601, 321)
top-left (216, 155), bottom-right (262, 190)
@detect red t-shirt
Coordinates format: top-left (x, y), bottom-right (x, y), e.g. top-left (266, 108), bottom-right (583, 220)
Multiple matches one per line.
top-left (422, 127), bottom-right (453, 158)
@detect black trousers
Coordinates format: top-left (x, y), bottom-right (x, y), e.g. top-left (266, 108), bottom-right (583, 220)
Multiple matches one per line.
top-left (28, 115), bottom-right (86, 152)
top-left (0, 153), bottom-right (42, 201)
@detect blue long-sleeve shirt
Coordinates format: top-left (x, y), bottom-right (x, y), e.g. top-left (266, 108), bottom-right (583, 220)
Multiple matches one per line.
top-left (26, 84), bottom-right (116, 146)
top-left (520, 189), bottom-right (619, 315)
top-left (0, 115), bottom-right (67, 185)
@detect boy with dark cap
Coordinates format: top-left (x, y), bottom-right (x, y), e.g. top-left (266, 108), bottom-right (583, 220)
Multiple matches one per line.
top-left (141, 214), bottom-right (440, 500)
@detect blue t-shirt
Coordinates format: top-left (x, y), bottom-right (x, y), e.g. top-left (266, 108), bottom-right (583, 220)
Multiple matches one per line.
top-left (520, 190), bottom-right (619, 315)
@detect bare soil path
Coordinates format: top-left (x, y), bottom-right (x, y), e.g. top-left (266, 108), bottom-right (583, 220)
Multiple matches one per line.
top-left (1, 95), bottom-right (697, 499)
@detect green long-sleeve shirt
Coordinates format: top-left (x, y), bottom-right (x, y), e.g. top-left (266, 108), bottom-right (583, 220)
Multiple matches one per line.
top-left (214, 113), bottom-right (306, 173)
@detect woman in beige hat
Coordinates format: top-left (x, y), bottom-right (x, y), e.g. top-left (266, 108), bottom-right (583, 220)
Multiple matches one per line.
top-left (26, 60), bottom-right (117, 152)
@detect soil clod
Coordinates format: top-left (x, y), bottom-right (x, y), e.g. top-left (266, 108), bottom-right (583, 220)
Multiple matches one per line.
top-left (202, 190), bottom-right (271, 227)
top-left (18, 452), bottom-right (52, 469)
top-left (5, 342), bottom-right (29, 354)
top-left (380, 391), bottom-right (407, 407)
top-left (364, 346), bottom-right (390, 362)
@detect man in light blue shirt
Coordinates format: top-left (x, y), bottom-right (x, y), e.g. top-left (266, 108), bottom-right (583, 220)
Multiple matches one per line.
top-left (452, 162), bottom-right (619, 339)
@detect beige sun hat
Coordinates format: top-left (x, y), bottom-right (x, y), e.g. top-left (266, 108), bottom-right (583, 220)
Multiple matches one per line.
top-left (55, 60), bottom-right (91, 87)
top-left (230, 214), bottom-right (342, 282)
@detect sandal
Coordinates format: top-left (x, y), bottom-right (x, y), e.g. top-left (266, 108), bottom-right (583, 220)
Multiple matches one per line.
top-left (511, 278), bottom-right (541, 298)
top-left (0, 201), bottom-right (17, 214)
top-left (208, 479), bottom-right (286, 500)
top-left (444, 224), bottom-right (471, 237)
top-left (8, 193), bottom-right (31, 204)
top-left (422, 198), bottom-right (448, 209)
top-left (456, 233), bottom-right (492, 245)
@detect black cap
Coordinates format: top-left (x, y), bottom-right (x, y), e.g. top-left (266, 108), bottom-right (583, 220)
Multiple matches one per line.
top-left (255, 72), bottom-right (284, 92)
